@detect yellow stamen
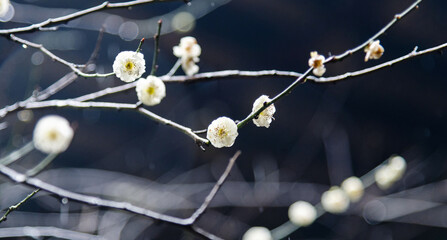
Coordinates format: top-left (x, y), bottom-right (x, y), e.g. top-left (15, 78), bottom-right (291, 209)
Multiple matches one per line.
top-left (48, 130), bottom-right (58, 140)
top-left (125, 61), bottom-right (134, 71)
top-left (218, 128), bottom-right (227, 137)
top-left (146, 87), bottom-right (155, 95)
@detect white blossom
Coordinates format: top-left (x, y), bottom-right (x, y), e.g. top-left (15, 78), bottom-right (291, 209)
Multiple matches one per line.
top-left (341, 176), bottom-right (364, 202)
top-left (113, 51), bottom-right (146, 82)
top-left (308, 51), bottom-right (326, 76)
top-left (0, 0), bottom-right (10, 18)
top-left (375, 155), bottom-right (406, 190)
top-left (321, 186), bottom-right (350, 214)
top-left (173, 36), bottom-right (201, 59)
top-left (288, 201), bottom-right (317, 227)
top-left (388, 155), bottom-right (406, 180)
top-left (375, 166), bottom-right (395, 190)
top-left (173, 36), bottom-right (201, 76)
top-left (206, 117), bottom-right (238, 148)
top-left (312, 66), bottom-right (326, 76)
top-left (135, 75), bottom-right (166, 106)
top-left (251, 95), bottom-right (276, 128)
top-left (242, 227), bottom-right (272, 240)
top-left (181, 57), bottom-right (199, 76)
top-left (364, 40), bottom-right (384, 62)
top-left (33, 115), bottom-right (74, 154)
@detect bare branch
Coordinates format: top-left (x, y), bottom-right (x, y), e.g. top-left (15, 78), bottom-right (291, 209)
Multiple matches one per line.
top-left (22, 99), bottom-right (209, 145)
top-left (326, 0), bottom-right (422, 63)
top-left (187, 151), bottom-right (241, 223)
top-left (151, 20), bottom-right (163, 75)
top-left (9, 35), bottom-right (113, 78)
top-left (0, 0), bottom-right (181, 35)
top-left (236, 68), bottom-right (313, 128)
top-left (0, 189), bottom-right (40, 223)
top-left (0, 151), bottom-right (241, 240)
top-left (162, 69), bottom-right (303, 83)
top-left (314, 43), bottom-right (447, 83)
top-left (0, 30), bottom-right (108, 119)
top-left (70, 39), bottom-right (446, 106)
top-left (0, 226), bottom-right (105, 240)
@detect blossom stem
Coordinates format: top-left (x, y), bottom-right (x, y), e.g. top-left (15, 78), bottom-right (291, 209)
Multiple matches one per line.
top-left (26, 153), bottom-right (58, 177)
top-left (166, 58), bottom-right (182, 77)
top-left (236, 68), bottom-right (313, 129)
top-left (136, 38), bottom-right (145, 53)
top-left (0, 142), bottom-right (34, 166)
top-left (151, 19), bottom-right (162, 76)
top-left (326, 0), bottom-right (422, 63)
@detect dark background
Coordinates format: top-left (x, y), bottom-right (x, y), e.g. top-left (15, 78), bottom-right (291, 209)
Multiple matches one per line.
top-left (0, 0), bottom-right (447, 239)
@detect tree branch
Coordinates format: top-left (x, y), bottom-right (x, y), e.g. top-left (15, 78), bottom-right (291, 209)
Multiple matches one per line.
top-left (0, 0), bottom-right (180, 35)
top-left (0, 226), bottom-right (105, 240)
top-left (0, 151), bottom-right (241, 239)
top-left (9, 34), bottom-right (113, 78)
top-left (0, 189), bottom-right (40, 223)
top-left (151, 20), bottom-right (163, 75)
top-left (326, 0), bottom-right (422, 63)
top-left (187, 151), bottom-right (241, 223)
top-left (22, 99), bottom-right (209, 145)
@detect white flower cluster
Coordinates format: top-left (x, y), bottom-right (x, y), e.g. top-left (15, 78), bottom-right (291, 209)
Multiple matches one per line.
top-left (0, 0), bottom-right (11, 18)
top-left (341, 176), bottom-right (364, 202)
top-left (251, 95), bottom-right (276, 128)
top-left (242, 227), bottom-right (272, 240)
top-left (288, 201), bottom-right (317, 227)
top-left (33, 115), bottom-right (74, 154)
top-left (113, 51), bottom-right (146, 82)
top-left (321, 186), bottom-right (350, 214)
top-left (136, 75), bottom-right (166, 106)
top-left (173, 36), bottom-right (201, 76)
top-left (375, 155), bottom-right (406, 189)
top-left (206, 117), bottom-right (238, 148)
top-left (308, 51), bottom-right (326, 76)
top-left (364, 40), bottom-right (384, 62)
top-left (321, 176), bottom-right (365, 214)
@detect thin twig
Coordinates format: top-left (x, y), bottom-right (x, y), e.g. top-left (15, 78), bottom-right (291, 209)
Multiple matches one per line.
top-left (326, 0), bottom-right (422, 63)
top-left (74, 82), bottom-right (137, 102)
top-left (9, 34), bottom-right (113, 78)
top-left (166, 58), bottom-right (182, 77)
top-left (237, 68), bottom-right (313, 128)
top-left (192, 226), bottom-right (224, 240)
top-left (21, 99), bottom-right (209, 145)
top-left (0, 31), bottom-right (107, 119)
top-left (151, 20), bottom-right (163, 75)
top-left (85, 27), bottom-right (105, 65)
top-left (314, 44), bottom-right (447, 83)
top-left (187, 151), bottom-right (241, 223)
top-left (0, 0), bottom-right (179, 35)
top-left (26, 153), bottom-right (58, 177)
top-left (0, 189), bottom-right (40, 223)
top-left (0, 226), bottom-right (105, 240)
top-left (138, 107), bottom-right (209, 146)
top-left (136, 37), bottom-right (145, 53)
top-left (0, 141), bottom-right (34, 166)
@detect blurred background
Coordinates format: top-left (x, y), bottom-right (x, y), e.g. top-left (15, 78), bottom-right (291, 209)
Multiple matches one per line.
top-left (0, 0), bottom-right (447, 239)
